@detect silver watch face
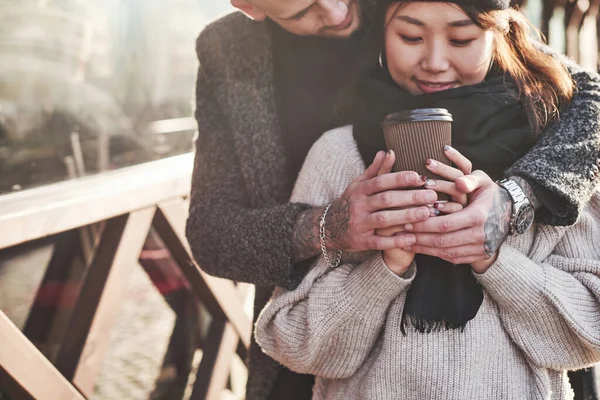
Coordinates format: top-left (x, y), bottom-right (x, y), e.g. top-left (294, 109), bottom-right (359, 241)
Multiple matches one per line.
top-left (515, 205), bottom-right (535, 234)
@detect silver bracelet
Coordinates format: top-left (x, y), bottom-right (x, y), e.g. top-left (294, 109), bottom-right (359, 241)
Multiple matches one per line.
top-left (319, 203), bottom-right (343, 268)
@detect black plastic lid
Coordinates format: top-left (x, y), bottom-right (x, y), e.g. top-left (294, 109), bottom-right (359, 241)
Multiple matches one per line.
top-left (382, 108), bottom-right (453, 127)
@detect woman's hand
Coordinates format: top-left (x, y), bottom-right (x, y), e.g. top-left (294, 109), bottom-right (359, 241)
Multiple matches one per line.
top-left (403, 146), bottom-right (511, 270)
top-left (378, 224), bottom-right (416, 276)
top-left (374, 150), bottom-right (465, 276)
top-left (373, 152), bottom-right (417, 275)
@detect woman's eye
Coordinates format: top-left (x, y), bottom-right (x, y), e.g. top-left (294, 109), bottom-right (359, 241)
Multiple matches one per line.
top-left (450, 38), bottom-right (475, 47)
top-left (400, 35), bottom-right (422, 44)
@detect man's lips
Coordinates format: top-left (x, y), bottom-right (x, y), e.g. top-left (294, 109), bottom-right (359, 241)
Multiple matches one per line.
top-left (414, 79), bottom-right (457, 93)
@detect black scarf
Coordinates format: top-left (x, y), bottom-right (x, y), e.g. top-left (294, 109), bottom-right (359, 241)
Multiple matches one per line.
top-left (353, 68), bottom-right (537, 333)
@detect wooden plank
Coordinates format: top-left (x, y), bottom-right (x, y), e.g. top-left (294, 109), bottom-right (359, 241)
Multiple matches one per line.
top-left (0, 153), bottom-right (192, 250)
top-left (153, 201), bottom-right (252, 350)
top-left (22, 230), bottom-right (81, 359)
top-left (0, 312), bottom-right (84, 400)
top-left (54, 208), bottom-right (155, 397)
top-left (190, 318), bottom-right (239, 400)
top-left (0, 366), bottom-right (34, 400)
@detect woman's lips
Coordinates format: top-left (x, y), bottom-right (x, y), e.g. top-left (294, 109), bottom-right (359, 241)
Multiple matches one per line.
top-left (414, 80), bottom-right (457, 94)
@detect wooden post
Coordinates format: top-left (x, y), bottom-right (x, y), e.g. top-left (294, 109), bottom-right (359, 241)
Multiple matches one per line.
top-left (53, 208), bottom-right (155, 397)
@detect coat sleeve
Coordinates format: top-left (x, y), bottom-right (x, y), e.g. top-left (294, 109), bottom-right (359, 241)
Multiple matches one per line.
top-left (184, 28), bottom-right (310, 290)
top-left (255, 253), bottom-right (416, 379)
top-left (507, 58), bottom-right (600, 226)
top-left (475, 195), bottom-right (600, 370)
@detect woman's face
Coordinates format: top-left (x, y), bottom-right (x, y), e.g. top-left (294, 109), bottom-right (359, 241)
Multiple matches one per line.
top-left (384, 2), bottom-right (494, 95)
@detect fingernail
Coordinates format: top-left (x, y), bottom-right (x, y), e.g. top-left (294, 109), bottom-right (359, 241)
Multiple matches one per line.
top-left (426, 192), bottom-right (438, 203)
top-left (434, 202), bottom-right (445, 209)
top-left (387, 149), bottom-right (394, 156)
top-left (425, 179), bottom-right (436, 187)
top-left (404, 223), bottom-right (413, 231)
top-left (426, 159), bottom-right (438, 168)
top-left (407, 173), bottom-right (418, 184)
top-left (420, 175), bottom-right (428, 182)
top-left (444, 145), bottom-right (453, 152)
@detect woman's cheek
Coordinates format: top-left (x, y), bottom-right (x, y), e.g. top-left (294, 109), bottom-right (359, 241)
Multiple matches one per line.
top-left (458, 46), bottom-right (492, 83)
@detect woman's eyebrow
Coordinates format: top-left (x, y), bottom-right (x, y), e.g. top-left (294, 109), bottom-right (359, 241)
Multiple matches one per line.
top-left (448, 19), bottom-right (475, 27)
top-left (394, 15), bottom-right (474, 27)
top-left (395, 15), bottom-right (424, 26)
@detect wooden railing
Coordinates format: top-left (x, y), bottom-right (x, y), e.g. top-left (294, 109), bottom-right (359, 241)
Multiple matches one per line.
top-left (0, 153), bottom-right (252, 400)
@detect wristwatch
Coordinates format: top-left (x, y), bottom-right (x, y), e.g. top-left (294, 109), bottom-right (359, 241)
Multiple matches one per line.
top-left (497, 178), bottom-right (535, 235)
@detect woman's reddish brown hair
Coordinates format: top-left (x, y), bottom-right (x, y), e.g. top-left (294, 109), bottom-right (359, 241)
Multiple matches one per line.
top-left (459, 5), bottom-right (574, 134)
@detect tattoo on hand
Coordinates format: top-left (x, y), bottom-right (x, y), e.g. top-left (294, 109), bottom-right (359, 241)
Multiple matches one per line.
top-left (291, 208), bottom-right (322, 263)
top-left (483, 188), bottom-right (512, 257)
top-left (326, 197), bottom-right (351, 242)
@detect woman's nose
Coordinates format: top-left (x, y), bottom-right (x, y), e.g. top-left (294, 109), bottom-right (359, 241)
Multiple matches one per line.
top-left (318, 0), bottom-right (348, 26)
top-left (421, 43), bottom-right (450, 73)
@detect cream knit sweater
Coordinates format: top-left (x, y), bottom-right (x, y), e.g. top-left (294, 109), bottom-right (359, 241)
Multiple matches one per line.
top-left (255, 126), bottom-right (600, 400)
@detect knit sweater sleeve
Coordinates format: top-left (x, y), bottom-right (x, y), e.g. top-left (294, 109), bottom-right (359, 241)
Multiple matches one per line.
top-left (475, 193), bottom-right (600, 370)
top-left (507, 64), bottom-right (600, 226)
top-left (256, 254), bottom-right (415, 379)
top-left (185, 25), bottom-right (310, 289)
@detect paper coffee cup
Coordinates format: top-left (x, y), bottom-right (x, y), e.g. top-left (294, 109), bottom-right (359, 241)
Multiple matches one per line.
top-left (381, 108), bottom-right (452, 200)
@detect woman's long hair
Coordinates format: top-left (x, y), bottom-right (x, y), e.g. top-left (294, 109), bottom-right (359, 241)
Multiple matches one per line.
top-left (461, 5), bottom-right (574, 134)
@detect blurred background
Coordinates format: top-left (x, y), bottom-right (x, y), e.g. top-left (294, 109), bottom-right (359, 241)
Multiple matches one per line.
top-left (0, 0), bottom-right (598, 399)
top-left (0, 0), bottom-right (231, 194)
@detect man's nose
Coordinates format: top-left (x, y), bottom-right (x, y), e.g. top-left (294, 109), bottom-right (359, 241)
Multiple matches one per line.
top-left (319, 0), bottom-right (348, 26)
top-left (421, 42), bottom-right (450, 73)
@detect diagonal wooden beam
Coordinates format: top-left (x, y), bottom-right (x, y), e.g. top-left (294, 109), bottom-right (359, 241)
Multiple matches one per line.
top-left (53, 208), bottom-right (155, 397)
top-left (190, 318), bottom-right (239, 400)
top-left (0, 311), bottom-right (84, 400)
top-left (22, 229), bottom-right (82, 360)
top-left (153, 200), bottom-right (251, 350)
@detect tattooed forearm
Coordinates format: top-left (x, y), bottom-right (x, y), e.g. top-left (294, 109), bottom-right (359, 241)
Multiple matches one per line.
top-left (483, 187), bottom-right (512, 257)
top-left (291, 208), bottom-right (323, 263)
top-left (326, 196), bottom-right (351, 242)
top-left (509, 176), bottom-right (543, 210)
top-left (291, 197), bottom-right (352, 264)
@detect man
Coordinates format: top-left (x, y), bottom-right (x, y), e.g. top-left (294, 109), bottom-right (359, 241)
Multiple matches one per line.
top-left (187, 1), bottom-right (600, 399)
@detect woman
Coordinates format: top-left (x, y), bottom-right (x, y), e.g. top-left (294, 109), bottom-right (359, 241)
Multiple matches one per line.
top-left (254, 0), bottom-right (600, 398)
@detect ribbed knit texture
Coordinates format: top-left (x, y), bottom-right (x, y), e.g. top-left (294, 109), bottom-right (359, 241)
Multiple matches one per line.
top-left (383, 119), bottom-right (452, 200)
top-left (383, 120), bottom-right (452, 178)
top-left (255, 126), bottom-right (600, 400)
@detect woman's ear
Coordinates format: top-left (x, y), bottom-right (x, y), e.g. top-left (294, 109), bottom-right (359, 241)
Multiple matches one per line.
top-left (231, 0), bottom-right (267, 20)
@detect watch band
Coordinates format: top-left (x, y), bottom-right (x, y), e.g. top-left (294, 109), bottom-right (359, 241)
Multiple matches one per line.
top-left (497, 178), bottom-right (533, 235)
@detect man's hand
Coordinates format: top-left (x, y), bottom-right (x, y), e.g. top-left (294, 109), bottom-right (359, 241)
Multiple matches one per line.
top-left (292, 151), bottom-right (439, 262)
top-left (405, 167), bottom-right (512, 269)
